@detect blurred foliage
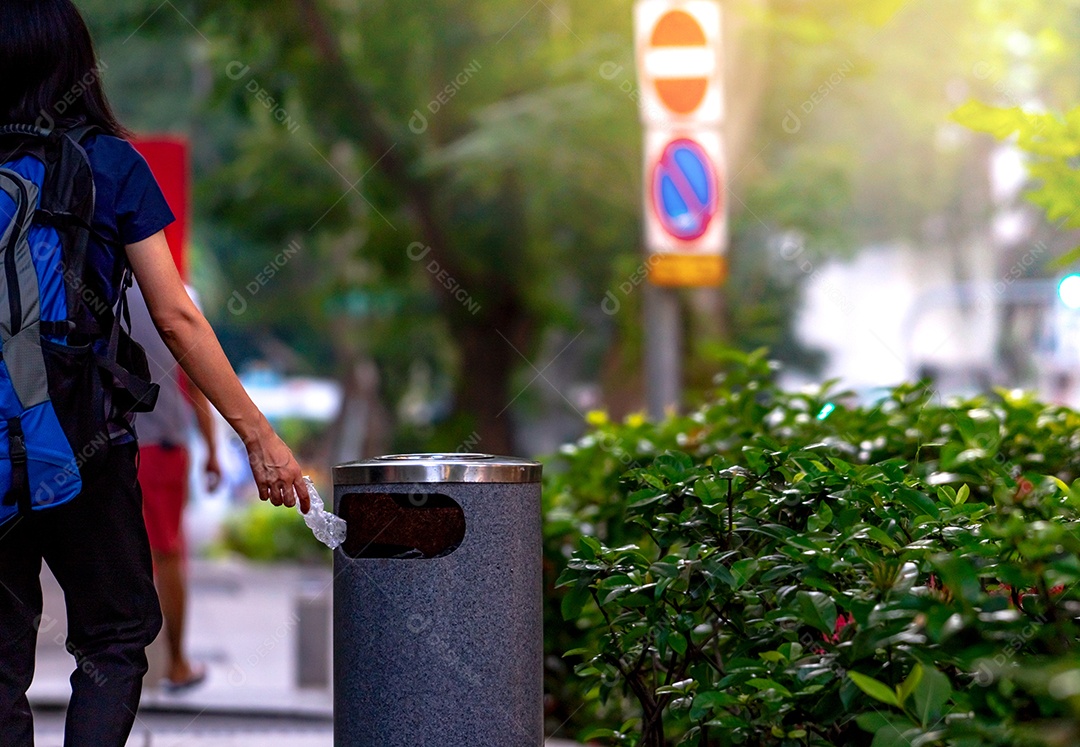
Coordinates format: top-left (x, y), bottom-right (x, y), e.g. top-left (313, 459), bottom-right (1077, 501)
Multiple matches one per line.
top-left (954, 101), bottom-right (1080, 263)
top-left (545, 350), bottom-right (1080, 744)
top-left (216, 500), bottom-right (330, 565)
top-left (271, 417), bottom-right (332, 457)
top-left (72, 0), bottom-right (1080, 444)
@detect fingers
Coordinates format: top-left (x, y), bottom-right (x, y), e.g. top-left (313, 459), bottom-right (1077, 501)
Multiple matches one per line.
top-left (265, 481), bottom-right (292, 508)
top-left (258, 481), bottom-right (271, 503)
top-left (281, 480), bottom-right (296, 509)
top-left (295, 477), bottom-right (311, 515)
top-left (257, 475), bottom-right (303, 511)
top-left (247, 434), bottom-right (306, 512)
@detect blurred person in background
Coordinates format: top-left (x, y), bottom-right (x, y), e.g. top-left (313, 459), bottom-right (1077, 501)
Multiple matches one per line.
top-left (130, 281), bottom-right (221, 692)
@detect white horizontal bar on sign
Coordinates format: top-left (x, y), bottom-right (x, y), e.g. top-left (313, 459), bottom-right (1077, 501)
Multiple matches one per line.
top-left (643, 48), bottom-right (717, 79)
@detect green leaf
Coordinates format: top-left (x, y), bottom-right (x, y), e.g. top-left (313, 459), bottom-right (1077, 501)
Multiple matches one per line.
top-left (951, 100), bottom-right (1026, 139)
top-left (913, 666), bottom-right (952, 727)
top-left (871, 722), bottom-right (919, 747)
top-left (856, 712), bottom-right (894, 734)
top-left (1050, 246), bottom-right (1080, 271)
top-left (602, 585), bottom-right (633, 604)
top-left (650, 561), bottom-right (680, 579)
top-left (865, 525), bottom-right (899, 550)
top-left (934, 554), bottom-right (981, 602)
top-left (579, 727), bottom-right (620, 740)
top-left (808, 501), bottom-right (834, 531)
top-left (694, 478), bottom-right (726, 505)
top-left (796, 590), bottom-right (838, 635)
top-left (628, 489), bottom-right (665, 508)
top-left (656, 678), bottom-right (696, 695)
top-left (730, 558), bottom-right (758, 589)
top-left (746, 678), bottom-right (793, 697)
top-left (849, 672), bottom-right (900, 707)
top-left (896, 664), bottom-right (923, 706)
top-left (955, 484), bottom-right (970, 505)
top-left (641, 473), bottom-right (667, 490)
top-left (690, 690), bottom-right (738, 720)
top-left (578, 536), bottom-right (600, 560)
top-left (561, 583), bottom-right (590, 620)
top-left (895, 487), bottom-right (940, 519)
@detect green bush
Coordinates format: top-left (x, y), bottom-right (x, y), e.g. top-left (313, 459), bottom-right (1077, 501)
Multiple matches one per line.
top-left (216, 500), bottom-right (331, 565)
top-left (544, 350), bottom-right (1080, 746)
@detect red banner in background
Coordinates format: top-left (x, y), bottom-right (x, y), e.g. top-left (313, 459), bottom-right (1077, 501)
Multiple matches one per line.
top-left (132, 137), bottom-right (190, 280)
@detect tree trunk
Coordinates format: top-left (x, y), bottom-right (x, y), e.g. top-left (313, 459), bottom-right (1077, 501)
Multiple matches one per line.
top-left (324, 359), bottom-right (391, 467)
top-left (449, 296), bottom-right (532, 454)
top-left (452, 324), bottom-right (517, 455)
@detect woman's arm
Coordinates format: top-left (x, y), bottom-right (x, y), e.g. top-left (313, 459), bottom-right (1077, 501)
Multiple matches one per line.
top-left (125, 230), bottom-right (310, 512)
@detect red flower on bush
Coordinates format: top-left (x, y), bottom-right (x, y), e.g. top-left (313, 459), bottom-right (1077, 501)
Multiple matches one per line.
top-left (824, 613), bottom-right (856, 645)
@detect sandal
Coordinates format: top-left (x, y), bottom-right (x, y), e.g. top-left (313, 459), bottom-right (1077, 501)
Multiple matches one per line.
top-left (161, 663), bottom-right (208, 694)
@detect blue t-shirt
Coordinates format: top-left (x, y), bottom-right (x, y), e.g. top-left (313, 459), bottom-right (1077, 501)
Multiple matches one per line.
top-left (82, 134), bottom-right (175, 442)
top-left (82, 134), bottom-right (176, 308)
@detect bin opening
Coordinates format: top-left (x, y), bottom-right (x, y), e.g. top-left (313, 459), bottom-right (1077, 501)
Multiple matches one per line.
top-left (338, 493), bottom-right (466, 559)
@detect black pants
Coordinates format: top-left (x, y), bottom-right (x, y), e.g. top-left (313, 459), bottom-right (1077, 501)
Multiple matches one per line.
top-left (0, 442), bottom-right (163, 746)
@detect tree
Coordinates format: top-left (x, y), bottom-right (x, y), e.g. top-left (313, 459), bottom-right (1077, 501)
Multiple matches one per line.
top-left (954, 102), bottom-right (1080, 260)
top-left (81, 0), bottom-right (1079, 457)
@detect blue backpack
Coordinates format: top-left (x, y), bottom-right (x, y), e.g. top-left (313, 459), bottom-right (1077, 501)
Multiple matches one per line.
top-left (0, 124), bottom-right (159, 526)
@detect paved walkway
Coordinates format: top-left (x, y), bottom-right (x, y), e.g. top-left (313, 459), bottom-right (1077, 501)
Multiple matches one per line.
top-left (29, 558), bottom-right (585, 746)
top-left (33, 711), bottom-right (582, 746)
top-left (31, 559), bottom-right (334, 719)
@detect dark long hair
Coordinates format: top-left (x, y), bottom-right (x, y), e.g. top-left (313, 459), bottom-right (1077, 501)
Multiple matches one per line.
top-left (0, 0), bottom-right (130, 137)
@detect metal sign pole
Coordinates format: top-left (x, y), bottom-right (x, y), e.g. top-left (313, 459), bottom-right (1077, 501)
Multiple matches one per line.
top-left (645, 284), bottom-right (682, 419)
top-left (635, 0), bottom-right (725, 420)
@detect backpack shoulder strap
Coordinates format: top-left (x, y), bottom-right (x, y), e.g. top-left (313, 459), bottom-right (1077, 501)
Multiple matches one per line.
top-left (35, 126), bottom-right (103, 336)
top-left (67, 125), bottom-right (100, 145)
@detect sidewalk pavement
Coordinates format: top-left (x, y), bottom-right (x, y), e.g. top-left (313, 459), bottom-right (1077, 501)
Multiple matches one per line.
top-left (33, 712), bottom-right (584, 747)
top-left (33, 714), bottom-right (584, 747)
top-left (31, 558), bottom-right (334, 719)
top-left (29, 557), bottom-right (586, 746)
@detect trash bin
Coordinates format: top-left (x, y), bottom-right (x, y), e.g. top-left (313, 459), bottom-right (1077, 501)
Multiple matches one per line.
top-left (333, 453), bottom-right (543, 747)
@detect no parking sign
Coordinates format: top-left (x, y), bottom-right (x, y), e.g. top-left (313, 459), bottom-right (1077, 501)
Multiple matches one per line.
top-left (652, 137), bottom-right (720, 241)
top-left (643, 129), bottom-right (726, 286)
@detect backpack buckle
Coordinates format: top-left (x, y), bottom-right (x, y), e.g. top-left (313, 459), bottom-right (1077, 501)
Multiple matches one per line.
top-left (8, 418), bottom-right (26, 465)
top-left (9, 433), bottom-right (25, 465)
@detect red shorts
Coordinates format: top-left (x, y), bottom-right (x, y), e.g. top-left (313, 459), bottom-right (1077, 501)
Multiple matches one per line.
top-left (138, 444), bottom-right (189, 555)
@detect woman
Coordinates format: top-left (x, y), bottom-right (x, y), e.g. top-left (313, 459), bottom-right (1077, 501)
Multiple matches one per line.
top-left (0, 1), bottom-right (309, 743)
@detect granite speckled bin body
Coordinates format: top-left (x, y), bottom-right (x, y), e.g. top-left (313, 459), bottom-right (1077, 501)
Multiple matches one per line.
top-left (333, 455), bottom-right (543, 747)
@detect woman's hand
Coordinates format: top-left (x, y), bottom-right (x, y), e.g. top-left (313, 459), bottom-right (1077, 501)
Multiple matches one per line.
top-left (245, 425), bottom-right (311, 514)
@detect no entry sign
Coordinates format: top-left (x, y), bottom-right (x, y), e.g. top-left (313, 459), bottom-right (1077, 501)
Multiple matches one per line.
top-left (635, 0), bottom-right (723, 125)
top-left (644, 129), bottom-right (726, 287)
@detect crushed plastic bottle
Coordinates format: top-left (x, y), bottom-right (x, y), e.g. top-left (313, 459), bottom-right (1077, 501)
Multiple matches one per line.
top-left (296, 476), bottom-right (347, 550)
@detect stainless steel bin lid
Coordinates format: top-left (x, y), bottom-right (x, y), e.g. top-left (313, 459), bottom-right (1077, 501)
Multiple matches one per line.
top-left (333, 453), bottom-right (543, 485)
